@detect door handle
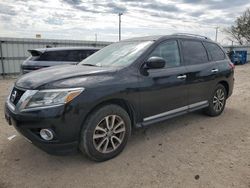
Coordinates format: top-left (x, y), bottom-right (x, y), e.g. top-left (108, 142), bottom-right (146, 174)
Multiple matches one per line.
top-left (211, 68), bottom-right (219, 73)
top-left (177, 75), bottom-right (187, 79)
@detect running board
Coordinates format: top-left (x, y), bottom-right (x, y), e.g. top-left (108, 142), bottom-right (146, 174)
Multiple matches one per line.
top-left (140, 101), bottom-right (208, 127)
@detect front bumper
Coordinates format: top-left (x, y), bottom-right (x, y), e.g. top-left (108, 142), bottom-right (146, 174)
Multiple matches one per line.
top-left (4, 101), bottom-right (83, 155)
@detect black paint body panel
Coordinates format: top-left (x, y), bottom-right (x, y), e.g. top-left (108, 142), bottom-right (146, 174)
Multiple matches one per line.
top-left (5, 35), bottom-right (234, 155)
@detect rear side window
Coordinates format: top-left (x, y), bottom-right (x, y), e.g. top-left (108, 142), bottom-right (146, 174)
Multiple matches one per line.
top-left (66, 51), bottom-right (80, 61)
top-left (38, 50), bottom-right (72, 61)
top-left (203, 42), bottom-right (225, 61)
top-left (37, 50), bottom-right (97, 62)
top-left (37, 50), bottom-right (96, 62)
top-left (149, 40), bottom-right (181, 68)
top-left (78, 50), bottom-right (97, 61)
top-left (181, 40), bottom-right (208, 65)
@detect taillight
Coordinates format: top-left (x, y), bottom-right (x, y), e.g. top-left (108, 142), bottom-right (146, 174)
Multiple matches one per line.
top-left (229, 62), bottom-right (235, 70)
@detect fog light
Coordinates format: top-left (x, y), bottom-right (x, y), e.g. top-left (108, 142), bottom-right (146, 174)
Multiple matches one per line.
top-left (40, 129), bottom-right (54, 141)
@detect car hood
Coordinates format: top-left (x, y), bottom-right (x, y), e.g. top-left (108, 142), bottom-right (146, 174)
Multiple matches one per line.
top-left (16, 65), bottom-right (117, 89)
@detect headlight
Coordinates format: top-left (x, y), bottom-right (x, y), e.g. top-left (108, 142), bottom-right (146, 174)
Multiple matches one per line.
top-left (21, 88), bottom-right (84, 111)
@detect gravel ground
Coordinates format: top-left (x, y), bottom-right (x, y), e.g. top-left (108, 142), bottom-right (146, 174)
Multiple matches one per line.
top-left (0, 65), bottom-right (250, 188)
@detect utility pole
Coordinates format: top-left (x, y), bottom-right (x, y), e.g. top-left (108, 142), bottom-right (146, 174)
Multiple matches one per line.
top-left (118, 13), bottom-right (123, 41)
top-left (0, 41), bottom-right (5, 77)
top-left (95, 33), bottom-right (97, 43)
top-left (215, 27), bottom-right (219, 42)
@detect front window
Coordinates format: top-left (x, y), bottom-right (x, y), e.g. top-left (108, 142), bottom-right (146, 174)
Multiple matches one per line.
top-left (148, 40), bottom-right (181, 68)
top-left (79, 41), bottom-right (153, 67)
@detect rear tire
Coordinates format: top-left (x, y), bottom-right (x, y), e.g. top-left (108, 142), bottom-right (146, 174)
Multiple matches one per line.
top-left (204, 84), bottom-right (227, 117)
top-left (79, 104), bottom-right (131, 162)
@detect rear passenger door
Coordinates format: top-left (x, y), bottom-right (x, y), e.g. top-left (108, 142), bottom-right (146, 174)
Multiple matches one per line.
top-left (180, 40), bottom-right (217, 105)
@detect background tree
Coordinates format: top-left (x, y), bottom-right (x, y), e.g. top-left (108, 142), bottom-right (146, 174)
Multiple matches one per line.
top-left (225, 8), bottom-right (250, 45)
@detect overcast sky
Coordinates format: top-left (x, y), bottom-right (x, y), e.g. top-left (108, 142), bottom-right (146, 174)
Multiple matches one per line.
top-left (0, 0), bottom-right (249, 44)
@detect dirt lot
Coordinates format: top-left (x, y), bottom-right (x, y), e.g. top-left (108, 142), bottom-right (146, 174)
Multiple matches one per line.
top-left (0, 65), bottom-right (250, 188)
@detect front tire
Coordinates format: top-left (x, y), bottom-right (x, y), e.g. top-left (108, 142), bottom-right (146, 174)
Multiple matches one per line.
top-left (79, 104), bottom-right (131, 162)
top-left (204, 84), bottom-right (227, 117)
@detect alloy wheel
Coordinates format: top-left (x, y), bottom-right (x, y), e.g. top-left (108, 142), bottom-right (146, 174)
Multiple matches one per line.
top-left (93, 115), bottom-right (126, 154)
top-left (213, 88), bottom-right (225, 112)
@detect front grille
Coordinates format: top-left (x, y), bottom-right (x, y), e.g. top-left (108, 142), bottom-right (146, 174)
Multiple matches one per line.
top-left (10, 87), bottom-right (25, 106)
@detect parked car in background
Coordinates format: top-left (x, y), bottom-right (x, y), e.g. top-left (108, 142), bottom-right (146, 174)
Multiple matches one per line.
top-left (5, 34), bottom-right (234, 161)
top-left (21, 47), bottom-right (100, 74)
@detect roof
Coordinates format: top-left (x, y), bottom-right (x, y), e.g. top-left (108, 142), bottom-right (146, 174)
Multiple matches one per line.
top-left (122, 35), bottom-right (164, 41)
top-left (123, 33), bottom-right (212, 42)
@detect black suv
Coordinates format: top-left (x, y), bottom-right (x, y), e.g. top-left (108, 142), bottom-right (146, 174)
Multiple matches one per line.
top-left (21, 47), bottom-right (100, 74)
top-left (5, 34), bottom-right (234, 161)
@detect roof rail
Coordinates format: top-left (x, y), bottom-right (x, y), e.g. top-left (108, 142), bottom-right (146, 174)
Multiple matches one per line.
top-left (172, 33), bottom-right (212, 40)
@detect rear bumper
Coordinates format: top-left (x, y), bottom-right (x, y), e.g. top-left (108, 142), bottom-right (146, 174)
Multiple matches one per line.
top-left (21, 68), bottom-right (41, 74)
top-left (228, 82), bottom-right (234, 98)
top-left (227, 74), bottom-right (234, 98)
top-left (21, 65), bottom-right (47, 74)
top-left (21, 69), bottom-right (33, 74)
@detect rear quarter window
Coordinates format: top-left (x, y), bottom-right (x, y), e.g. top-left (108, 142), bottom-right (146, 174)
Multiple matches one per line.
top-left (203, 42), bottom-right (225, 61)
top-left (181, 40), bottom-right (208, 65)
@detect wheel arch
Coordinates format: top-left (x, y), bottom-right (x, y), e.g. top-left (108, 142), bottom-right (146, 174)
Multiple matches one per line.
top-left (218, 80), bottom-right (229, 97)
top-left (81, 98), bottom-right (137, 130)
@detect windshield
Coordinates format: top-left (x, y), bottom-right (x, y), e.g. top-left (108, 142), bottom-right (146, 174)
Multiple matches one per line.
top-left (79, 41), bottom-right (153, 67)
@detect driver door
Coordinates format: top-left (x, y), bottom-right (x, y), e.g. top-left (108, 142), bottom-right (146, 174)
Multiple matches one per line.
top-left (138, 40), bottom-right (189, 122)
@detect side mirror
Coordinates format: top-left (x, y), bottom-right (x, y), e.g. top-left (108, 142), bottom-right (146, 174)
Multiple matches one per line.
top-left (145, 57), bottom-right (166, 69)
